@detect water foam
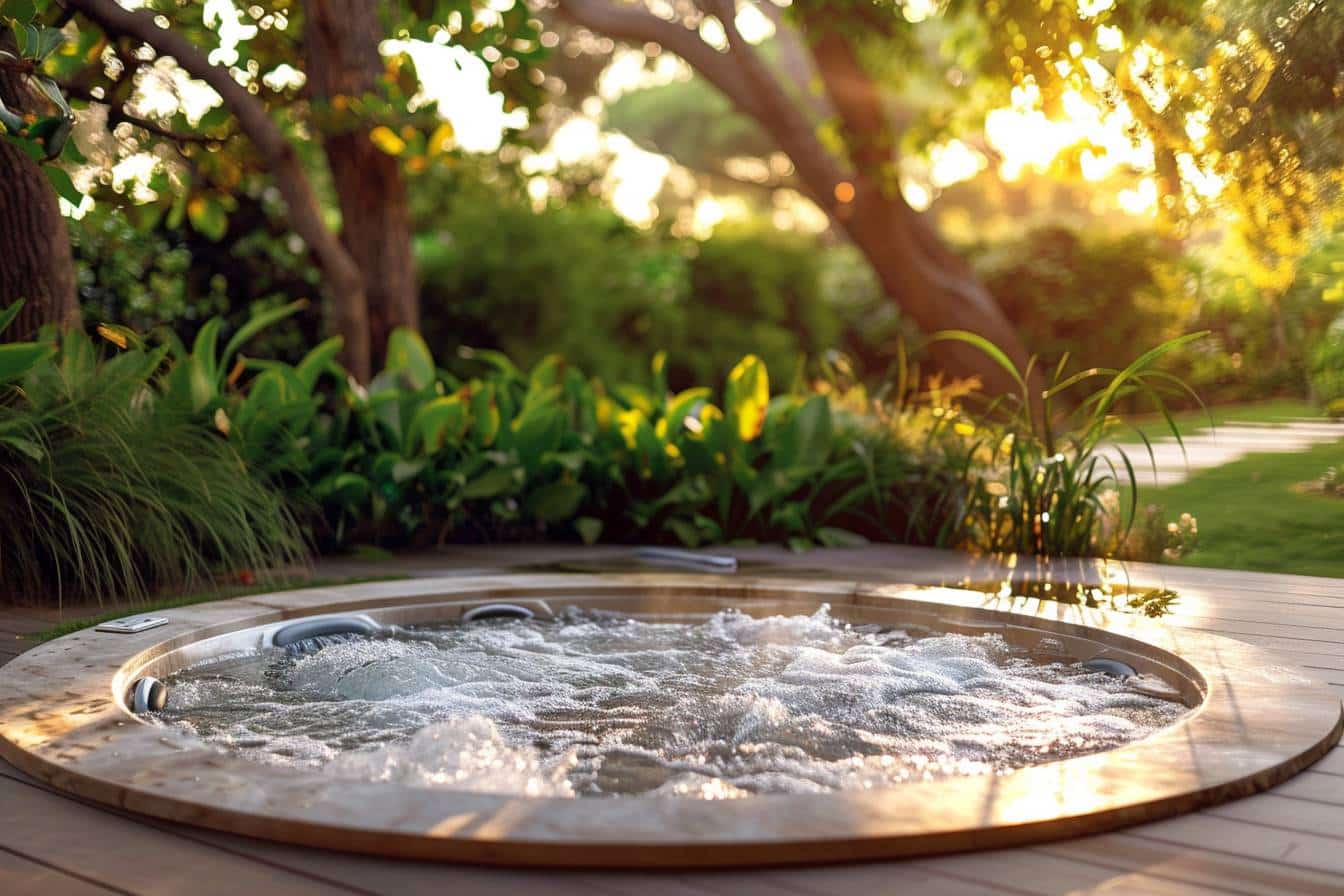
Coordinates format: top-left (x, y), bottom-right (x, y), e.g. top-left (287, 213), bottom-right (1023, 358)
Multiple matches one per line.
top-left (157, 606), bottom-right (1187, 798)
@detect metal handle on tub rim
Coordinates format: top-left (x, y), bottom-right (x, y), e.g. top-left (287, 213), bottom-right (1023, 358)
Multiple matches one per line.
top-left (632, 547), bottom-right (738, 573)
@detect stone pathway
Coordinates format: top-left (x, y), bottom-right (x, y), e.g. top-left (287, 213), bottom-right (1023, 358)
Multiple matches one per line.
top-left (1099, 419), bottom-right (1344, 487)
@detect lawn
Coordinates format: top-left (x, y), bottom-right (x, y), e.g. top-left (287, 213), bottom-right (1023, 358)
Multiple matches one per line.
top-left (1134, 435), bottom-right (1344, 578)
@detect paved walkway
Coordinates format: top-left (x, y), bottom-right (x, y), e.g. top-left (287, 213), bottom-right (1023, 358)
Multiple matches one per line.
top-left (1100, 419), bottom-right (1344, 487)
top-left (2, 544), bottom-right (1343, 895)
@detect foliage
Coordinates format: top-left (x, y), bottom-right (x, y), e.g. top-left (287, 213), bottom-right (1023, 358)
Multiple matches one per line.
top-left (0, 0), bottom-right (81, 203)
top-left (284, 330), bottom-right (954, 552)
top-left (71, 197), bottom-right (321, 363)
top-left (7, 0), bottom-right (548, 218)
top-left (415, 177), bottom-right (688, 384)
top-left (1311, 314), bottom-right (1344, 417)
top-left (414, 170), bottom-right (901, 389)
top-left (935, 329), bottom-right (1206, 558)
top-left (974, 227), bottom-right (1196, 376)
top-left (0, 300), bottom-right (305, 605)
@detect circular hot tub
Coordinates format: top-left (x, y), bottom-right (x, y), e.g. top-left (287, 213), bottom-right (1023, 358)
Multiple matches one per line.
top-left (0, 573), bottom-right (1339, 867)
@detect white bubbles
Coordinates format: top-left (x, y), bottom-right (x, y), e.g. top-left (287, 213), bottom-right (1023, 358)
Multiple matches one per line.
top-left (158, 606), bottom-right (1187, 798)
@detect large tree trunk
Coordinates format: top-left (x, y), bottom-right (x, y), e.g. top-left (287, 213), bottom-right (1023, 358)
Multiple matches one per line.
top-left (0, 60), bottom-right (80, 340)
top-left (804, 23), bottom-right (1029, 396)
top-left (555, 0), bottom-right (1031, 398)
top-left (304, 0), bottom-right (419, 371)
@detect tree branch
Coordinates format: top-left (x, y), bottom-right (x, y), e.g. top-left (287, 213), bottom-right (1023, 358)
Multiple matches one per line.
top-left (61, 82), bottom-right (230, 145)
top-left (66, 0), bottom-right (372, 379)
top-left (554, 0), bottom-right (767, 122)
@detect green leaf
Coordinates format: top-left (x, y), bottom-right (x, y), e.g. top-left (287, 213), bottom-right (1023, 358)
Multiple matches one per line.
top-left (725, 354), bottom-right (769, 441)
top-left (385, 327), bottom-right (435, 390)
top-left (815, 527), bottom-right (870, 548)
top-left (0, 299), bottom-right (25, 335)
top-left (221, 300), bottom-right (307, 372)
top-left (316, 472), bottom-right (370, 507)
top-left (525, 481), bottom-right (586, 523)
top-left (0, 435), bottom-right (45, 461)
top-left (0, 342), bottom-right (55, 385)
top-left (294, 336), bottom-right (344, 392)
top-left (6, 2), bottom-right (39, 28)
top-left (575, 516), bottom-right (603, 545)
top-left (790, 394), bottom-right (833, 471)
top-left (462, 465), bottom-right (517, 499)
top-left (187, 194), bottom-right (228, 241)
top-left (41, 164), bottom-right (82, 205)
top-left (930, 330), bottom-right (1028, 398)
top-left (407, 395), bottom-right (468, 454)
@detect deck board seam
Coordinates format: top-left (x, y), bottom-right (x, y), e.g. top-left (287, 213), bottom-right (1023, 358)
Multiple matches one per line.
top-left (0, 843), bottom-right (134, 895)
top-left (1124, 830), bottom-right (1341, 877)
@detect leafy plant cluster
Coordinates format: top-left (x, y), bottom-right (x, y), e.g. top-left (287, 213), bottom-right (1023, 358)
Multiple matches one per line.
top-left (0, 301), bottom-right (304, 605)
top-left (1, 299), bottom-right (1202, 606)
top-left (232, 326), bottom-right (960, 553)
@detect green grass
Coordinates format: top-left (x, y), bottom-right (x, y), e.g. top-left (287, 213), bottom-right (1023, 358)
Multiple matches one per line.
top-left (26, 574), bottom-right (406, 643)
top-left (1134, 436), bottom-right (1344, 577)
top-left (1115, 398), bottom-right (1320, 444)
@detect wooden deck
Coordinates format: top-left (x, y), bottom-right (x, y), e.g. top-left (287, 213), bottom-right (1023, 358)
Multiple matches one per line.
top-left (3, 547), bottom-right (1343, 895)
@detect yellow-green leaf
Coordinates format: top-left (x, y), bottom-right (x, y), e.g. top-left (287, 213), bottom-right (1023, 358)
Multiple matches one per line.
top-left (369, 125), bottom-right (406, 156)
top-left (725, 354), bottom-right (769, 441)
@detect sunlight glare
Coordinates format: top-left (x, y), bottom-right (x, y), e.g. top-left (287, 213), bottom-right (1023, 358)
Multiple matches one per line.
top-left (384, 39), bottom-right (527, 153)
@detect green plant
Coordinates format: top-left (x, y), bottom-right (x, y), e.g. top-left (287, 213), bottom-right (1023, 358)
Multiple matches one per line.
top-left (0, 301), bottom-right (305, 605)
top-left (283, 328), bottom-right (951, 552)
top-left (934, 329), bottom-right (1207, 558)
top-left (1311, 314), bottom-right (1344, 417)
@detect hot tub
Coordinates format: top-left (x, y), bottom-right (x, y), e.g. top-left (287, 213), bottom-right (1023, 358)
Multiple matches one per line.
top-left (1, 574), bottom-right (1339, 867)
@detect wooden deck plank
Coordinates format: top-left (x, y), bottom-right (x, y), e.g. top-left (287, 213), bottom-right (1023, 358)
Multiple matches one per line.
top-left (1125, 814), bottom-right (1344, 876)
top-left (910, 848), bottom-right (1233, 896)
top-left (0, 846), bottom-right (123, 896)
top-left (0, 776), bottom-right (366, 896)
top-left (1038, 832), bottom-right (1344, 896)
top-left (1205, 791), bottom-right (1344, 836)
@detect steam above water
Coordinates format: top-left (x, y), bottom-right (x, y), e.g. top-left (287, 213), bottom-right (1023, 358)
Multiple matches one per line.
top-left (157, 606), bottom-right (1187, 799)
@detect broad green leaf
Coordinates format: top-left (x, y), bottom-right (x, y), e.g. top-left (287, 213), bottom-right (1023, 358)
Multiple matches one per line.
top-left (0, 342), bottom-right (53, 384)
top-left (385, 327), bottom-right (435, 390)
top-left (790, 395), bottom-right (833, 471)
top-left (41, 163), bottom-right (82, 205)
top-left (525, 481), bottom-right (586, 523)
top-left (294, 336), bottom-right (344, 392)
top-left (462, 465), bottom-right (517, 499)
top-left (222, 300), bottom-right (307, 371)
top-left (407, 395), bottom-right (468, 454)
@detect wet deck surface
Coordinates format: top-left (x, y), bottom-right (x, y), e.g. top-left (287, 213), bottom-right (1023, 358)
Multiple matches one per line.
top-left (3, 544), bottom-right (1343, 895)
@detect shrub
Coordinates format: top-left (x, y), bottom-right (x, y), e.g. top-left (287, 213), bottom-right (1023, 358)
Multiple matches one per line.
top-left (932, 329), bottom-right (1205, 559)
top-left (0, 302), bottom-right (305, 605)
top-left (415, 181), bottom-right (688, 385)
top-left (975, 227), bottom-right (1196, 379)
top-left (1311, 313), bottom-right (1344, 417)
top-left (286, 331), bottom-right (953, 551)
top-left (413, 172), bottom-right (900, 390)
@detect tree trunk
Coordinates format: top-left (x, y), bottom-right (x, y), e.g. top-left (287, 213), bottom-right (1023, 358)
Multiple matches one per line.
top-left (0, 61), bottom-right (80, 340)
top-left (304, 0), bottom-right (419, 371)
top-left (555, 0), bottom-right (1032, 398)
top-left (71, 0), bottom-right (373, 380)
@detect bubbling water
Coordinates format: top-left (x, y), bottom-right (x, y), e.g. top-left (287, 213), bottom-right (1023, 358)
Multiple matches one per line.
top-left (155, 606), bottom-right (1188, 798)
